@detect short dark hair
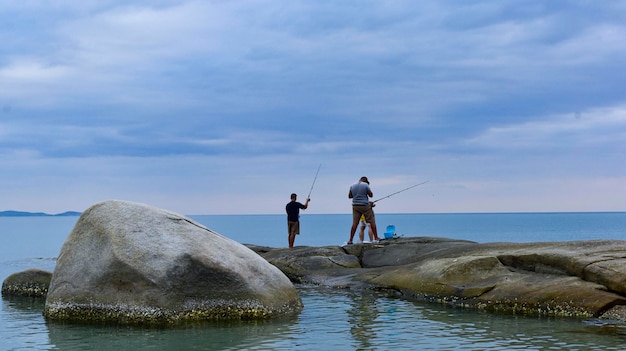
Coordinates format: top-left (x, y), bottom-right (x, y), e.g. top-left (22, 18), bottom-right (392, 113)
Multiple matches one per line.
top-left (291, 193), bottom-right (297, 199)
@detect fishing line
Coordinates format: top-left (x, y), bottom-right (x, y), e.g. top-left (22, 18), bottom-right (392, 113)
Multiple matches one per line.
top-left (373, 180), bottom-right (429, 203)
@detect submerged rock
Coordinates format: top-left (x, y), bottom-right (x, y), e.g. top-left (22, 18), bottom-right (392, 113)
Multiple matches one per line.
top-left (2, 268), bottom-right (52, 297)
top-left (250, 237), bottom-right (626, 320)
top-left (43, 200), bottom-right (302, 325)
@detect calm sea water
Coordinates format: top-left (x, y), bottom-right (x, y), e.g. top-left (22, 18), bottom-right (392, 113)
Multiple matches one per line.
top-left (2, 212), bottom-right (626, 350)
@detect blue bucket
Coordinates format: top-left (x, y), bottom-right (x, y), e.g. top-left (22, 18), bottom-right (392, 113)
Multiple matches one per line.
top-left (383, 225), bottom-right (396, 239)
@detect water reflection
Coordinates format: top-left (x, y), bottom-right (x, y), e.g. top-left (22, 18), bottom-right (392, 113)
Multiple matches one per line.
top-left (3, 285), bottom-right (626, 350)
top-left (2, 296), bottom-right (50, 350)
top-left (306, 286), bottom-right (626, 351)
top-left (374, 297), bottom-right (626, 350)
top-left (45, 313), bottom-right (300, 351)
top-left (346, 287), bottom-right (379, 350)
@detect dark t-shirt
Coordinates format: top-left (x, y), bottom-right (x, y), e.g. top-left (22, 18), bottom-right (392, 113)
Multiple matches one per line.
top-left (286, 201), bottom-right (306, 222)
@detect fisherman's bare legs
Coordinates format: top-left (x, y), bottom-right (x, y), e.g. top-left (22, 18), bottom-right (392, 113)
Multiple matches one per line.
top-left (288, 233), bottom-right (296, 248)
top-left (349, 218), bottom-right (359, 244)
top-left (370, 220), bottom-right (379, 241)
top-left (359, 223), bottom-right (366, 242)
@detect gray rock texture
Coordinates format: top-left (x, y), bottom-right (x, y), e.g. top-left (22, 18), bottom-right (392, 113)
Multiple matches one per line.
top-left (249, 237), bottom-right (626, 319)
top-left (43, 200), bottom-right (302, 324)
top-left (2, 268), bottom-right (52, 297)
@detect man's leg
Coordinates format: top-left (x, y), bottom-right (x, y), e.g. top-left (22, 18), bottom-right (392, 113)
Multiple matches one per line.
top-left (288, 222), bottom-right (297, 248)
top-left (288, 233), bottom-right (295, 248)
top-left (349, 220), bottom-right (358, 244)
top-left (348, 207), bottom-right (362, 244)
top-left (370, 219), bottom-right (379, 241)
top-left (364, 207), bottom-right (380, 241)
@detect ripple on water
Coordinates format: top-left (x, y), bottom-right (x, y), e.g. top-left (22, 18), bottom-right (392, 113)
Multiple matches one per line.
top-left (2, 285), bottom-right (626, 350)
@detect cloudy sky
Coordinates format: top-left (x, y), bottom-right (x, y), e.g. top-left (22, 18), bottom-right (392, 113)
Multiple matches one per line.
top-left (1, 1), bottom-right (625, 215)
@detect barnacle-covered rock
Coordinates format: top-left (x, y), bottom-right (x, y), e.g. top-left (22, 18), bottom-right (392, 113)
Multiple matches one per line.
top-left (2, 268), bottom-right (52, 297)
top-left (43, 200), bottom-right (302, 325)
top-left (252, 237), bottom-right (626, 320)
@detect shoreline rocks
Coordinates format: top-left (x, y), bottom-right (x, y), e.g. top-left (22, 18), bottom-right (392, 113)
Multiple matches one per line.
top-left (249, 237), bottom-right (626, 320)
top-left (4, 202), bottom-right (626, 324)
top-left (2, 268), bottom-right (52, 297)
top-left (42, 200), bottom-right (302, 325)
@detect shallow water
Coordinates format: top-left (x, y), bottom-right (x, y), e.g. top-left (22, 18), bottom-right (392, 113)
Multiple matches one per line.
top-left (3, 286), bottom-right (626, 350)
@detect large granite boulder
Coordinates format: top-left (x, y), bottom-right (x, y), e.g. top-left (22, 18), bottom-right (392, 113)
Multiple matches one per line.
top-left (43, 200), bottom-right (302, 324)
top-left (250, 237), bottom-right (626, 319)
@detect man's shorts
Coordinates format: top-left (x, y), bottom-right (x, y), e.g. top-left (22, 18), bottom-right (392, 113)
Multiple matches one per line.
top-left (288, 221), bottom-right (300, 235)
top-left (352, 204), bottom-right (375, 224)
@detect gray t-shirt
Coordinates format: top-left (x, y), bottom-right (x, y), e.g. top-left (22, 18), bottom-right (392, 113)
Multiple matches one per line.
top-left (350, 182), bottom-right (371, 205)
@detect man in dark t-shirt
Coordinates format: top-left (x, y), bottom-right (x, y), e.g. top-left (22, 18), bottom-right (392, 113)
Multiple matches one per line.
top-left (286, 193), bottom-right (310, 248)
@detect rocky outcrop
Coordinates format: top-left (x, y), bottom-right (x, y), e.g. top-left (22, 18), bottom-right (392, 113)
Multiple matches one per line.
top-left (8, 210), bottom-right (626, 323)
top-left (2, 268), bottom-right (52, 297)
top-left (43, 200), bottom-right (302, 325)
top-left (249, 237), bottom-right (626, 319)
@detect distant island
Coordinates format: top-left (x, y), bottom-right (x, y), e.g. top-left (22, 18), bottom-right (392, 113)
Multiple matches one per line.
top-left (0, 210), bottom-right (82, 217)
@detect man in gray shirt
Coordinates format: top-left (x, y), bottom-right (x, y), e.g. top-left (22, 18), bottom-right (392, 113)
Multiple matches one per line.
top-left (347, 176), bottom-right (379, 244)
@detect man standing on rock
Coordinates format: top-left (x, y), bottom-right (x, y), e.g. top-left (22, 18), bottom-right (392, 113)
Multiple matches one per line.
top-left (286, 193), bottom-right (310, 248)
top-left (348, 176), bottom-right (379, 244)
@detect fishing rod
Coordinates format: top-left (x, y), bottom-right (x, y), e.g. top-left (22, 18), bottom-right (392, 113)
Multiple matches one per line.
top-left (373, 180), bottom-right (429, 203)
top-left (306, 164), bottom-right (322, 199)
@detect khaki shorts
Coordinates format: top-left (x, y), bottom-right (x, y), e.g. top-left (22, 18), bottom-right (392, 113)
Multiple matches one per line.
top-left (288, 221), bottom-right (300, 235)
top-left (352, 204), bottom-right (375, 224)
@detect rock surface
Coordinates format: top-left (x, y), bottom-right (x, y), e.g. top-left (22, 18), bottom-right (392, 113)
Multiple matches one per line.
top-left (43, 200), bottom-right (302, 324)
top-left (249, 237), bottom-right (626, 319)
top-left (2, 268), bottom-right (52, 297)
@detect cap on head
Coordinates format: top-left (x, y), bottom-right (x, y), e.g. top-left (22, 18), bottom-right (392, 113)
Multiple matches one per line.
top-left (360, 176), bottom-right (369, 184)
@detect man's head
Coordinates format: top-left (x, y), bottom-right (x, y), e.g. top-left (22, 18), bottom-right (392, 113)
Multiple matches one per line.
top-left (360, 176), bottom-right (369, 184)
top-left (291, 193), bottom-right (297, 200)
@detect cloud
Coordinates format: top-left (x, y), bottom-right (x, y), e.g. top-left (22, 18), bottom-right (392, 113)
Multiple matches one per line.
top-left (1, 1), bottom-right (625, 214)
top-left (465, 105), bottom-right (626, 152)
top-left (0, 60), bottom-right (72, 81)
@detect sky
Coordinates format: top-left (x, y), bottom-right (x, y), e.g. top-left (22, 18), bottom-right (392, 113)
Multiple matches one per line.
top-left (1, 0), bottom-right (625, 215)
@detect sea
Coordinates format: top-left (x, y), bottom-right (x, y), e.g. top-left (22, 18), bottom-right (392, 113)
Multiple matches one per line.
top-left (2, 212), bottom-right (626, 350)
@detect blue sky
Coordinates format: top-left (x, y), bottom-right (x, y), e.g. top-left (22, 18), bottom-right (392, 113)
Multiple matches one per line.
top-left (1, 1), bottom-right (625, 215)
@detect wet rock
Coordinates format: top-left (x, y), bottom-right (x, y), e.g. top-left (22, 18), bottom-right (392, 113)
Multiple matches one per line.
top-left (2, 268), bottom-right (52, 297)
top-left (600, 305), bottom-right (626, 321)
top-left (43, 200), bottom-right (302, 325)
top-left (360, 255), bottom-right (624, 318)
top-left (254, 237), bottom-right (626, 320)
